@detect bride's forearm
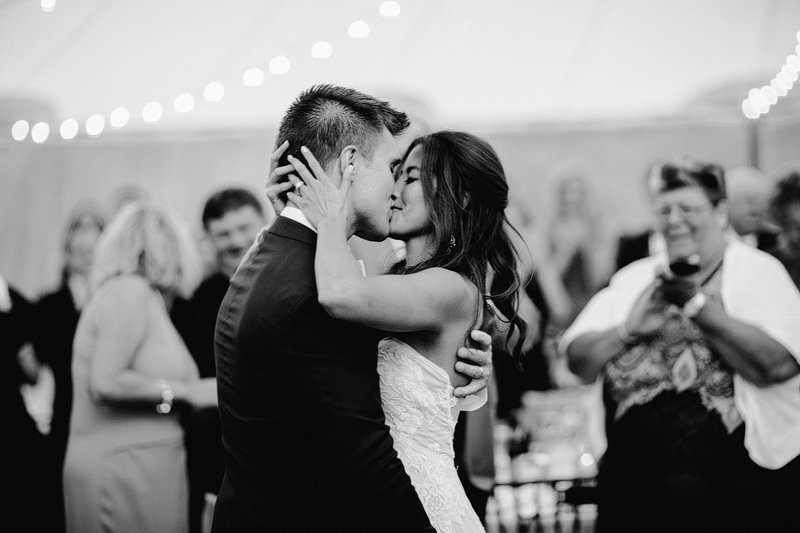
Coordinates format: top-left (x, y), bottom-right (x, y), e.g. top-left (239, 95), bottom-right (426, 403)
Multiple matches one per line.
top-left (315, 213), bottom-right (366, 316)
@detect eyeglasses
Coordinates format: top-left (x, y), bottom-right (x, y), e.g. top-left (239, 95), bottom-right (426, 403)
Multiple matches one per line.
top-left (653, 203), bottom-right (712, 224)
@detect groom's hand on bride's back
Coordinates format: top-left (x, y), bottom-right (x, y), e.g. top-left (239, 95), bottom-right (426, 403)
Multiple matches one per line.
top-left (453, 330), bottom-right (493, 398)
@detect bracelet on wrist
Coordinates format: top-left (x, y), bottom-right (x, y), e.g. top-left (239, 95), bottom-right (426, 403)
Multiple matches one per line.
top-left (682, 292), bottom-right (707, 319)
top-left (156, 380), bottom-right (174, 414)
top-left (615, 322), bottom-right (638, 345)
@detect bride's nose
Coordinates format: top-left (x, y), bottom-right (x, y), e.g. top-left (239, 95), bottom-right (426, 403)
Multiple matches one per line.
top-left (390, 185), bottom-right (404, 205)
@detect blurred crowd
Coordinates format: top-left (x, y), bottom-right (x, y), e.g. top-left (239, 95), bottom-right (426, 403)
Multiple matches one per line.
top-left (3, 156), bottom-right (800, 532)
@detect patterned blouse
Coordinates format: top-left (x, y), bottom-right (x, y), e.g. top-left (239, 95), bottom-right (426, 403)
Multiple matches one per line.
top-left (604, 264), bottom-right (742, 434)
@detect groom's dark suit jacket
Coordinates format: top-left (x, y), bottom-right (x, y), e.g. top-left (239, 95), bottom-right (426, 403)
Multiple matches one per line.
top-left (212, 216), bottom-right (434, 532)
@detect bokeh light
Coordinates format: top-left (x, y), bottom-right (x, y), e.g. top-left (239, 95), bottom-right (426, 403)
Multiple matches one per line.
top-left (11, 120), bottom-right (29, 141)
top-left (242, 68), bottom-right (265, 87)
top-left (379, 1), bottom-right (401, 17)
top-left (109, 107), bottom-right (130, 128)
top-left (204, 82), bottom-right (225, 102)
top-left (59, 118), bottom-right (79, 140)
top-left (31, 122), bottom-right (50, 143)
top-left (761, 85), bottom-right (778, 105)
top-left (771, 78), bottom-right (789, 97)
top-left (269, 56), bottom-right (291, 75)
top-left (311, 41), bottom-right (333, 59)
top-left (85, 114), bottom-right (105, 136)
top-left (142, 102), bottom-right (164, 124)
top-left (741, 99), bottom-right (760, 119)
top-left (174, 93), bottom-right (195, 113)
top-left (348, 21), bottom-right (370, 38)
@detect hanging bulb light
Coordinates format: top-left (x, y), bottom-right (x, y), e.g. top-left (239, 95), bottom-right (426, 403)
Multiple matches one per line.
top-left (60, 118), bottom-right (79, 140)
top-left (771, 78), bottom-right (789, 97)
top-left (11, 120), bottom-right (30, 141)
top-left (741, 99), bottom-right (760, 119)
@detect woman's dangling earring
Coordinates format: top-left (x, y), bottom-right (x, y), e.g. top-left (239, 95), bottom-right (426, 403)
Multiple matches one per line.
top-left (446, 235), bottom-right (456, 254)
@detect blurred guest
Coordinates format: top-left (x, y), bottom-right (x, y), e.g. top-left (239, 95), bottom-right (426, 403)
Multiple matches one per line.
top-left (767, 164), bottom-right (800, 288)
top-left (538, 165), bottom-right (614, 323)
top-left (562, 159), bottom-right (800, 533)
top-left (108, 184), bottom-right (151, 217)
top-left (0, 275), bottom-right (47, 532)
top-left (725, 166), bottom-right (778, 249)
top-left (534, 166), bottom-right (613, 390)
top-left (615, 163), bottom-right (667, 272)
top-left (33, 205), bottom-right (105, 532)
top-left (492, 198), bottom-right (555, 420)
top-left (64, 203), bottom-right (215, 533)
top-left (171, 187), bottom-right (266, 533)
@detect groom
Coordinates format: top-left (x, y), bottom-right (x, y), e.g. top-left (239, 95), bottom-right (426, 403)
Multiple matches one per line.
top-left (212, 85), bottom-right (493, 532)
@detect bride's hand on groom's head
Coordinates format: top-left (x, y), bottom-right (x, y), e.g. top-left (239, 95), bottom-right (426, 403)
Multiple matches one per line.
top-left (265, 140), bottom-right (295, 215)
top-left (453, 330), bottom-right (493, 398)
top-left (286, 147), bottom-right (353, 228)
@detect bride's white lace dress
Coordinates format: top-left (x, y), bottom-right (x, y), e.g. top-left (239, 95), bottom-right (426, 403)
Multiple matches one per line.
top-left (377, 337), bottom-right (487, 533)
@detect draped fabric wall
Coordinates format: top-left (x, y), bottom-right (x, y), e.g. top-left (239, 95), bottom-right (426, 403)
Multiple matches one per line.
top-left (2, 117), bottom-right (798, 298)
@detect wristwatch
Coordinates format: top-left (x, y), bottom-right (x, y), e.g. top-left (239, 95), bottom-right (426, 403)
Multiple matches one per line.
top-left (682, 292), bottom-right (707, 318)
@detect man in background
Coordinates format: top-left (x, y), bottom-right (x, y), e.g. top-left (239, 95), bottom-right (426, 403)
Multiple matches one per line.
top-left (725, 166), bottom-right (779, 250)
top-left (171, 187), bottom-right (267, 533)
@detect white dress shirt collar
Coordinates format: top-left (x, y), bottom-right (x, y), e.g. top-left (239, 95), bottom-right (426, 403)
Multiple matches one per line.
top-left (280, 206), bottom-right (316, 233)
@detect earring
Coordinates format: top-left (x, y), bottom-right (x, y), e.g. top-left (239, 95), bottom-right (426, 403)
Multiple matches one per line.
top-left (446, 235), bottom-right (456, 254)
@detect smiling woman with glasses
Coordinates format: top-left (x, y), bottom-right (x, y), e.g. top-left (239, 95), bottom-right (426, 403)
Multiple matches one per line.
top-left (560, 158), bottom-right (800, 533)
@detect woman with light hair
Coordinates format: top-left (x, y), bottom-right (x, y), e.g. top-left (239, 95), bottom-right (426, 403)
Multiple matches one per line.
top-left (63, 203), bottom-right (216, 533)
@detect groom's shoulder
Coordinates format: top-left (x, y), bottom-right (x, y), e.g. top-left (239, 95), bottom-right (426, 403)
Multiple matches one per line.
top-left (267, 215), bottom-right (316, 245)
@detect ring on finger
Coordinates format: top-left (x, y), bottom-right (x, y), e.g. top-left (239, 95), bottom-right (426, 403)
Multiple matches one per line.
top-left (477, 367), bottom-right (483, 378)
top-left (294, 182), bottom-right (305, 192)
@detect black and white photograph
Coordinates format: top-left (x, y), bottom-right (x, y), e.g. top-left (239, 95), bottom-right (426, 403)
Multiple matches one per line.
top-left (2, 1), bottom-right (800, 532)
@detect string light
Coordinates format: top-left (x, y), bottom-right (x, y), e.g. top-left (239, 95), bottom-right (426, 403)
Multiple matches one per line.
top-left (12, 6), bottom-right (403, 140)
top-left (11, 120), bottom-right (30, 141)
top-left (174, 93), bottom-right (195, 113)
top-left (311, 41), bottom-right (333, 59)
top-left (109, 106), bottom-right (130, 128)
top-left (60, 119), bottom-right (79, 140)
top-left (741, 99), bottom-right (760, 119)
top-left (242, 68), bottom-right (265, 87)
top-left (379, 1), bottom-right (401, 17)
top-left (85, 114), bottom-right (105, 136)
top-left (269, 56), bottom-right (291, 75)
top-left (742, 29), bottom-right (800, 119)
top-left (348, 21), bottom-right (370, 39)
top-left (771, 78), bottom-right (789, 97)
top-left (776, 71), bottom-right (795, 89)
top-left (142, 102), bottom-right (163, 124)
top-left (203, 82), bottom-right (224, 102)
top-left (761, 85), bottom-right (778, 105)
top-left (31, 122), bottom-right (50, 143)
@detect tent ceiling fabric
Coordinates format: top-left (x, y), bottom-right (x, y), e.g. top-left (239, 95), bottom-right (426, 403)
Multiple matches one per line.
top-left (1, 0), bottom-right (799, 131)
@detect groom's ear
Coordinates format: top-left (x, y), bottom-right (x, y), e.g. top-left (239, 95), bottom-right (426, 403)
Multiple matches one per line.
top-left (338, 145), bottom-right (358, 177)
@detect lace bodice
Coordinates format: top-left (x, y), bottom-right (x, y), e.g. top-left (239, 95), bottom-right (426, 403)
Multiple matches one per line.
top-left (377, 337), bottom-right (486, 533)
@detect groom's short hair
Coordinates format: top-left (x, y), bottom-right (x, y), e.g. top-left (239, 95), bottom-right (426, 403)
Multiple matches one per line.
top-left (276, 84), bottom-right (409, 170)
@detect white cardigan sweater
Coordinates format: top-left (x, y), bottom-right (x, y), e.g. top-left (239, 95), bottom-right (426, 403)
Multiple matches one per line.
top-left (561, 239), bottom-right (800, 469)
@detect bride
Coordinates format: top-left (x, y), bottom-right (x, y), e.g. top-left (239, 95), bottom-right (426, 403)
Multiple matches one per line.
top-left (283, 130), bottom-right (527, 532)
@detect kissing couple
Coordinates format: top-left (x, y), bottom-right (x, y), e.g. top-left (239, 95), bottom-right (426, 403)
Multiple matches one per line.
top-left (213, 84), bottom-right (529, 532)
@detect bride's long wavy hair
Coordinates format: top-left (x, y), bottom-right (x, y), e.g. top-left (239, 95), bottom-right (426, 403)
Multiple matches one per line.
top-left (391, 131), bottom-right (528, 365)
